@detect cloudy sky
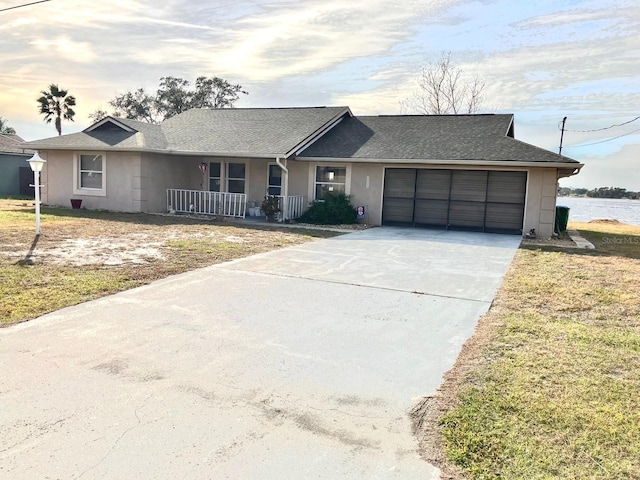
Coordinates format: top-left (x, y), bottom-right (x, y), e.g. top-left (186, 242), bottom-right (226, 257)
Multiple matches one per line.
top-left (1, 0), bottom-right (638, 189)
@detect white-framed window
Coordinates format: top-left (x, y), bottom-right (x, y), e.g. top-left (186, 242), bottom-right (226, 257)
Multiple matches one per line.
top-left (227, 162), bottom-right (246, 194)
top-left (315, 166), bottom-right (346, 200)
top-left (73, 152), bottom-right (106, 196)
top-left (209, 162), bottom-right (221, 192)
top-left (267, 163), bottom-right (282, 196)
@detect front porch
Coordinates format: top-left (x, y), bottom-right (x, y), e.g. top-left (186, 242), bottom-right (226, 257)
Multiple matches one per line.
top-left (166, 189), bottom-right (306, 221)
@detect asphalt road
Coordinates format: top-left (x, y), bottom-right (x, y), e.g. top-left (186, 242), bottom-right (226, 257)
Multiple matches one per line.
top-left (0, 227), bottom-right (521, 479)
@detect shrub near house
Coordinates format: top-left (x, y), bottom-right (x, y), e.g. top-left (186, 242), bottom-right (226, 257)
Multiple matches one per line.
top-left (298, 193), bottom-right (357, 225)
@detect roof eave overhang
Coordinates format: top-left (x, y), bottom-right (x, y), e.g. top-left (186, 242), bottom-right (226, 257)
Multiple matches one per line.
top-left (19, 144), bottom-right (289, 158)
top-left (296, 156), bottom-right (584, 170)
top-left (558, 166), bottom-right (583, 178)
top-left (1, 150), bottom-right (32, 156)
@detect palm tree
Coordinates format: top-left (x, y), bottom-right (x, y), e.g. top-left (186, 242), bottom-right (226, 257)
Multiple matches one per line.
top-left (0, 115), bottom-right (16, 134)
top-left (37, 84), bottom-right (76, 136)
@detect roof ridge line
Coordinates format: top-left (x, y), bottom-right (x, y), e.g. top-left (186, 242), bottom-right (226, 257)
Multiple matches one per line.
top-left (369, 113), bottom-right (507, 117)
top-left (184, 106), bottom-right (349, 112)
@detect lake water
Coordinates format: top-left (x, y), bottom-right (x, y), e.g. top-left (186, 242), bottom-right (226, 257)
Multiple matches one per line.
top-left (556, 197), bottom-right (640, 226)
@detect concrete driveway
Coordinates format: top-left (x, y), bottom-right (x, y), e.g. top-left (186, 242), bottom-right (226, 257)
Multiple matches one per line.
top-left (0, 227), bottom-right (521, 479)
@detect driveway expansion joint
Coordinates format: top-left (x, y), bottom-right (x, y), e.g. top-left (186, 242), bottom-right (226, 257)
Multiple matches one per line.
top-left (218, 266), bottom-right (490, 304)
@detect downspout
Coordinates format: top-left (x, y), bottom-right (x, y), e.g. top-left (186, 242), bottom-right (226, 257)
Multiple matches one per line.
top-left (275, 156), bottom-right (288, 222)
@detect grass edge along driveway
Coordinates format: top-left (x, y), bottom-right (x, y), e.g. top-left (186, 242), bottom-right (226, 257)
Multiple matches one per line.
top-left (414, 221), bottom-right (640, 480)
top-left (0, 201), bottom-right (340, 326)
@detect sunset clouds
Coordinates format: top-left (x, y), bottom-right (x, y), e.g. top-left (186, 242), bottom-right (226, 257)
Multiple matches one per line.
top-left (0, 0), bottom-right (638, 187)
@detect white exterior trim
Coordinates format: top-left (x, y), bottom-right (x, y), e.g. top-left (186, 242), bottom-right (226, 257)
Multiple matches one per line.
top-left (27, 146), bottom-right (296, 159)
top-left (225, 160), bottom-right (249, 195)
top-left (72, 151), bottom-right (107, 197)
top-left (297, 156), bottom-right (583, 171)
top-left (266, 162), bottom-right (282, 196)
top-left (307, 162), bottom-right (352, 202)
top-left (84, 117), bottom-right (136, 133)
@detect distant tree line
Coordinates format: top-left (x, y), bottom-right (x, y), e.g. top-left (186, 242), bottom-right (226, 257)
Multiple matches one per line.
top-left (559, 186), bottom-right (639, 199)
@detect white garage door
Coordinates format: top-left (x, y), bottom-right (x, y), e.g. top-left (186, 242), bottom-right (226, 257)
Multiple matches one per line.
top-left (382, 169), bottom-right (527, 234)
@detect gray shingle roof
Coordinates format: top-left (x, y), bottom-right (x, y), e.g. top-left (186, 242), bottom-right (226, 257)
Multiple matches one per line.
top-left (0, 134), bottom-right (33, 155)
top-left (23, 107), bottom-right (350, 157)
top-left (161, 107), bottom-right (349, 155)
top-left (299, 115), bottom-right (580, 164)
top-left (22, 109), bottom-right (580, 166)
top-left (18, 119), bottom-right (161, 151)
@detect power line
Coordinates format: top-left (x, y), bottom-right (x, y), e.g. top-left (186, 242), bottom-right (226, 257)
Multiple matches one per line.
top-left (558, 115), bottom-right (640, 133)
top-left (0, 0), bottom-right (51, 13)
top-left (563, 127), bottom-right (640, 149)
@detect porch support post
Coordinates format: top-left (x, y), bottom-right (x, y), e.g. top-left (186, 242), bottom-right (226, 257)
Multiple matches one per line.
top-left (275, 156), bottom-right (289, 221)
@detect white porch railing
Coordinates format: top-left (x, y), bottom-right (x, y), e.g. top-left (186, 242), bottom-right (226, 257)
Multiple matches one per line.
top-left (277, 195), bottom-right (305, 220)
top-left (167, 189), bottom-right (246, 218)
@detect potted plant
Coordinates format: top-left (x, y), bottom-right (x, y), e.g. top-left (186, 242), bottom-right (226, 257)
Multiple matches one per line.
top-left (261, 195), bottom-right (281, 222)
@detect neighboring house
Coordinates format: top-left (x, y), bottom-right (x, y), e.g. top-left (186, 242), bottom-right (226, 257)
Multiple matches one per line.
top-left (0, 134), bottom-right (34, 196)
top-left (22, 107), bottom-right (582, 237)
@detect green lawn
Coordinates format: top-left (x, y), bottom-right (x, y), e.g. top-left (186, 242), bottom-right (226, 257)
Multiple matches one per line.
top-left (0, 199), bottom-right (338, 326)
top-left (431, 221), bottom-right (640, 479)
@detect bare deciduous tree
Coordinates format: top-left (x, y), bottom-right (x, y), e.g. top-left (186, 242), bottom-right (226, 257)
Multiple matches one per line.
top-left (401, 52), bottom-right (485, 115)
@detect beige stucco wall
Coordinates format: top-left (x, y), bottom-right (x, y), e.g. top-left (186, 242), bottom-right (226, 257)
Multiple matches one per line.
top-left (39, 150), bottom-right (142, 212)
top-left (40, 150), bottom-right (288, 214)
top-left (523, 167), bottom-right (558, 238)
top-left (40, 150), bottom-right (207, 213)
top-left (141, 153), bottom-right (204, 212)
top-left (246, 158), bottom-right (265, 207)
top-left (296, 161), bottom-right (384, 224)
top-left (349, 163), bottom-right (385, 225)
top-left (38, 149), bottom-right (561, 237)
top-left (37, 151), bottom-right (59, 207)
top-left (287, 159), bottom-right (310, 204)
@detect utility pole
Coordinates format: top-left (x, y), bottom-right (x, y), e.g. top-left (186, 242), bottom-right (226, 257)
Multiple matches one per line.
top-left (559, 116), bottom-right (567, 156)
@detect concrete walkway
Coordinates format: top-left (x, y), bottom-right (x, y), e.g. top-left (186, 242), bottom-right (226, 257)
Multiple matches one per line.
top-left (0, 228), bottom-right (521, 479)
top-left (567, 229), bottom-right (596, 249)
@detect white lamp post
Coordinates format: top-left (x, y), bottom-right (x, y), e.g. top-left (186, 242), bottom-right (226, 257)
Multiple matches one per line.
top-left (27, 152), bottom-right (46, 235)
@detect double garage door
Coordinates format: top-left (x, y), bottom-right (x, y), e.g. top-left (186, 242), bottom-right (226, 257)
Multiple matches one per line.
top-left (382, 169), bottom-right (527, 234)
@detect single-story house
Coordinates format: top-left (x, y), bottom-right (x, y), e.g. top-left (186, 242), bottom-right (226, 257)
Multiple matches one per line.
top-left (22, 106), bottom-right (582, 237)
top-left (1, 134), bottom-right (35, 196)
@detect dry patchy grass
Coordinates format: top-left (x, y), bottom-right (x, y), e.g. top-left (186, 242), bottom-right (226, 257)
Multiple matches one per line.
top-left (414, 221), bottom-right (640, 480)
top-left (0, 199), bottom-right (340, 326)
